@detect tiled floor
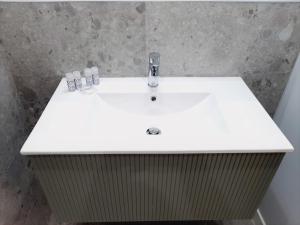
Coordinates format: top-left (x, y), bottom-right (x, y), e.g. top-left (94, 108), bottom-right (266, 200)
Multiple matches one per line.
top-left (0, 178), bottom-right (257, 225)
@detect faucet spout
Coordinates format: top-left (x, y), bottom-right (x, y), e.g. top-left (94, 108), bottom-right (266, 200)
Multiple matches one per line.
top-left (148, 52), bottom-right (160, 87)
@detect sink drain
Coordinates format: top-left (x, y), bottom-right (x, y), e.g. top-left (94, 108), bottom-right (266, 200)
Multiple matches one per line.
top-left (146, 127), bottom-right (161, 135)
top-left (151, 96), bottom-right (157, 101)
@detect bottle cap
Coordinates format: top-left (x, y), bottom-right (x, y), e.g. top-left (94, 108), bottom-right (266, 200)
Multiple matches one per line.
top-left (73, 71), bottom-right (81, 79)
top-left (65, 73), bottom-right (74, 81)
top-left (91, 66), bottom-right (99, 75)
top-left (84, 68), bottom-right (92, 77)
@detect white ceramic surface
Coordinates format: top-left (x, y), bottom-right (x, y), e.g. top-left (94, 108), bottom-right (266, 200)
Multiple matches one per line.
top-left (20, 77), bottom-right (293, 155)
top-left (98, 92), bottom-right (211, 115)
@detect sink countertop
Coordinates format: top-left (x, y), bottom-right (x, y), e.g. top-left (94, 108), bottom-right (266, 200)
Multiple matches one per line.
top-left (20, 77), bottom-right (293, 155)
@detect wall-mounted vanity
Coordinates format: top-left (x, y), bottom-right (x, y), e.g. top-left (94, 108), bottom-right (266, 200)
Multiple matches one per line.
top-left (20, 75), bottom-right (293, 223)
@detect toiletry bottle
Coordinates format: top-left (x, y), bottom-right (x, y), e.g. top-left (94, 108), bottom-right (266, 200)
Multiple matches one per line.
top-left (91, 66), bottom-right (100, 85)
top-left (65, 73), bottom-right (76, 92)
top-left (84, 68), bottom-right (93, 87)
top-left (73, 71), bottom-right (82, 90)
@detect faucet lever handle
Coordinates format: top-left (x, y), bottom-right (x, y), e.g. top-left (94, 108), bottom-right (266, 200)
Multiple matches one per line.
top-left (149, 52), bottom-right (160, 66)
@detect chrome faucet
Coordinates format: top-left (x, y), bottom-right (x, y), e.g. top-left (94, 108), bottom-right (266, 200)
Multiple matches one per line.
top-left (148, 52), bottom-right (160, 87)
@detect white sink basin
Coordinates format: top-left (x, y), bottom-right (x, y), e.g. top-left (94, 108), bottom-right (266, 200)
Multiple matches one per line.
top-left (20, 77), bottom-right (293, 155)
top-left (98, 92), bottom-right (211, 116)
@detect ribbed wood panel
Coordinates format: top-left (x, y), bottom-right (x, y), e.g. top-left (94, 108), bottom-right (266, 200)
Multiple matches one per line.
top-left (31, 153), bottom-right (284, 222)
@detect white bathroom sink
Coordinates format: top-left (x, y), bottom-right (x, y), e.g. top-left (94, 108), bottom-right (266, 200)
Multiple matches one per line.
top-left (98, 92), bottom-right (211, 116)
top-left (20, 77), bottom-right (293, 155)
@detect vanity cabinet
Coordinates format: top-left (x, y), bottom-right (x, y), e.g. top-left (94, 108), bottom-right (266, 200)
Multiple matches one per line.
top-left (31, 153), bottom-right (283, 222)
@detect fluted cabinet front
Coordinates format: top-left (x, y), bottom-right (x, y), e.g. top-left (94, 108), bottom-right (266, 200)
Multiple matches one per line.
top-left (31, 153), bottom-right (284, 222)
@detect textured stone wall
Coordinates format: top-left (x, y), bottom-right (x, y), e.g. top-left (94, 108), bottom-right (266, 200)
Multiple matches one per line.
top-left (0, 56), bottom-right (36, 224)
top-left (0, 2), bottom-right (299, 224)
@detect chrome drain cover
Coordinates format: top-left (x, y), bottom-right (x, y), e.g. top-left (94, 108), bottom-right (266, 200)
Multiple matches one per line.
top-left (146, 127), bottom-right (161, 135)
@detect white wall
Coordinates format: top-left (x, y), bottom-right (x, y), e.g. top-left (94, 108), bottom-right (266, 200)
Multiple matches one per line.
top-left (259, 54), bottom-right (300, 225)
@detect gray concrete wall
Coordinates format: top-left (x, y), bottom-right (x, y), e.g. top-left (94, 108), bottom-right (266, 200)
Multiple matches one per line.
top-left (0, 54), bottom-right (34, 224)
top-left (0, 2), bottom-right (299, 224)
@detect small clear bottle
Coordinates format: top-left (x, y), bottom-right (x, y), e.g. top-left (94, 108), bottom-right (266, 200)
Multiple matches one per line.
top-left (73, 71), bottom-right (82, 90)
top-left (65, 73), bottom-right (76, 92)
top-left (91, 66), bottom-right (100, 85)
top-left (84, 68), bottom-right (93, 87)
